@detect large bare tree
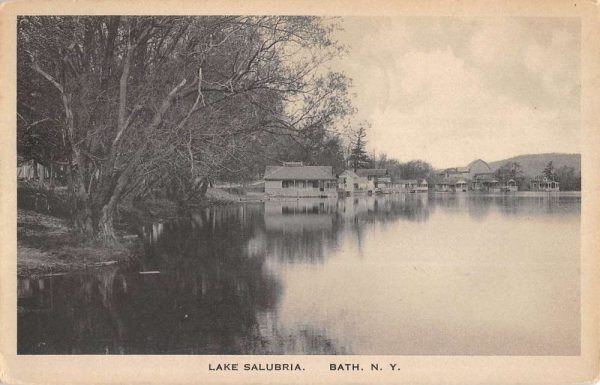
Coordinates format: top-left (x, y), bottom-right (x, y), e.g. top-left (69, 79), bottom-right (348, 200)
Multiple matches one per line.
top-left (18, 16), bottom-right (353, 242)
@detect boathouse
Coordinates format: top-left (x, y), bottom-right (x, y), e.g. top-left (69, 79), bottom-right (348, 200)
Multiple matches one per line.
top-left (264, 162), bottom-right (338, 198)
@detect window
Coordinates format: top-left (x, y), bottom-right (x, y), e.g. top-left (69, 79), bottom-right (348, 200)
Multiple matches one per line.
top-left (282, 180), bottom-right (290, 188)
top-left (313, 181), bottom-right (319, 188)
top-left (297, 181), bottom-right (305, 188)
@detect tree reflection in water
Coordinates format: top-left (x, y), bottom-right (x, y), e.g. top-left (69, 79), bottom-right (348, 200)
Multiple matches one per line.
top-left (18, 193), bottom-right (579, 354)
top-left (18, 204), bottom-right (343, 354)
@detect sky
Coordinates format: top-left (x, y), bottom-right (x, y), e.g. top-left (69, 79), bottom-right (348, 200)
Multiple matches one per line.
top-left (331, 17), bottom-right (581, 169)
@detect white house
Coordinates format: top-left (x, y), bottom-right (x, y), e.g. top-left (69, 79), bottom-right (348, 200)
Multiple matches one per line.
top-left (339, 169), bottom-right (369, 194)
top-left (355, 169), bottom-right (391, 192)
top-left (264, 162), bottom-right (338, 198)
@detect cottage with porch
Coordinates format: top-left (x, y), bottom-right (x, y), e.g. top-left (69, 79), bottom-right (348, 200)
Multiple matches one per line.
top-left (264, 162), bottom-right (338, 198)
top-left (531, 176), bottom-right (559, 192)
top-left (435, 177), bottom-right (469, 192)
top-left (393, 179), bottom-right (418, 192)
top-left (437, 159), bottom-right (497, 192)
top-left (415, 179), bottom-right (428, 192)
top-left (393, 178), bottom-right (428, 193)
top-left (471, 174), bottom-right (500, 192)
top-left (503, 179), bottom-right (518, 192)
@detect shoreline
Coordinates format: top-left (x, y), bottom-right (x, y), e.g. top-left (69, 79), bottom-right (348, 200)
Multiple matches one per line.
top-left (17, 188), bottom-right (580, 277)
top-left (17, 186), bottom-right (262, 278)
top-left (17, 209), bottom-right (142, 278)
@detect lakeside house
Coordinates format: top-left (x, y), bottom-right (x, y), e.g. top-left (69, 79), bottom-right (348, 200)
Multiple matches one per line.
top-left (436, 159), bottom-right (499, 192)
top-left (530, 176), bottom-right (559, 192)
top-left (471, 174), bottom-right (500, 192)
top-left (17, 157), bottom-right (68, 185)
top-left (355, 169), bottom-right (391, 192)
top-left (415, 179), bottom-right (428, 192)
top-left (392, 179), bottom-right (428, 193)
top-left (338, 169), bottom-right (369, 194)
top-left (435, 177), bottom-right (469, 192)
top-left (264, 162), bottom-right (338, 198)
top-left (504, 179), bottom-right (518, 192)
top-left (394, 179), bottom-right (417, 192)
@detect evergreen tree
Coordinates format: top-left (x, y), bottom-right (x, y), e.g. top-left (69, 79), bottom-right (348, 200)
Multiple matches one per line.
top-left (348, 126), bottom-right (370, 172)
top-left (543, 161), bottom-right (555, 180)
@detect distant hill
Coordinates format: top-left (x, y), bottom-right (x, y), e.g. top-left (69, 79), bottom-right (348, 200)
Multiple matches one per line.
top-left (488, 153), bottom-right (581, 177)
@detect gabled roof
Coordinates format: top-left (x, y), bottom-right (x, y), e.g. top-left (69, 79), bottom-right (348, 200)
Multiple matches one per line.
top-left (355, 168), bottom-right (388, 177)
top-left (264, 165), bottom-right (336, 180)
top-left (467, 158), bottom-right (490, 168)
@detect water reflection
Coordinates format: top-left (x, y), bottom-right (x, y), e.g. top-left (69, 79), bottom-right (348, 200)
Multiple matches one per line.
top-left (18, 192), bottom-right (580, 355)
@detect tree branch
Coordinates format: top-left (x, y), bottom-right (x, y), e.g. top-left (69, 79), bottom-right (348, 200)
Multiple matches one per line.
top-left (31, 63), bottom-right (64, 94)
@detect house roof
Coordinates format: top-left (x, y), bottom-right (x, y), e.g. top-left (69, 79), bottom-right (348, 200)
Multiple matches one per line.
top-left (264, 165), bottom-right (336, 180)
top-left (436, 177), bottom-right (469, 185)
top-left (443, 160), bottom-right (491, 175)
top-left (473, 174), bottom-right (497, 181)
top-left (394, 179), bottom-right (418, 184)
top-left (340, 169), bottom-right (360, 178)
top-left (533, 175), bottom-right (558, 183)
top-left (467, 159), bottom-right (490, 168)
top-left (355, 168), bottom-right (388, 177)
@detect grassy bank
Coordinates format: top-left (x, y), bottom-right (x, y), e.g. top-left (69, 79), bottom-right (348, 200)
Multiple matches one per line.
top-left (17, 183), bottom-right (264, 277)
top-left (17, 209), bottom-right (141, 277)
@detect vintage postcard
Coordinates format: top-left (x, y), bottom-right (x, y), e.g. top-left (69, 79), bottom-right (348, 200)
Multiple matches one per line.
top-left (0, 0), bottom-right (599, 384)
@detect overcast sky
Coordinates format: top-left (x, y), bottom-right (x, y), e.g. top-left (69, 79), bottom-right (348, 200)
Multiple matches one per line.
top-left (332, 17), bottom-right (580, 169)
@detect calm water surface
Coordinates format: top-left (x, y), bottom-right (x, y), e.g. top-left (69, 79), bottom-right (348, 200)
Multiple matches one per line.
top-left (18, 192), bottom-right (580, 355)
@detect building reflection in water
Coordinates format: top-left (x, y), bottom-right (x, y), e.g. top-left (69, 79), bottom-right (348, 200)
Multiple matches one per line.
top-left (17, 192), bottom-right (580, 355)
top-left (263, 199), bottom-right (338, 264)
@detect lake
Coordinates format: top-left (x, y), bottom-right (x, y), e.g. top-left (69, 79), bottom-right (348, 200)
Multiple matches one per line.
top-left (17, 192), bottom-right (581, 355)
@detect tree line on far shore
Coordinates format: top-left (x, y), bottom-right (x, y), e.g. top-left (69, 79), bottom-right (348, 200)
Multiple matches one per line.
top-left (346, 127), bottom-right (581, 190)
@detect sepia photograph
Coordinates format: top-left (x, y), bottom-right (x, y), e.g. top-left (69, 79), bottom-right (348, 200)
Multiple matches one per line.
top-left (1, 0), bottom-right (599, 384)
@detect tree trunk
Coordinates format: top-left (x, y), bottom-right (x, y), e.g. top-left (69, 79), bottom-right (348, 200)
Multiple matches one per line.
top-left (98, 201), bottom-right (118, 244)
top-left (199, 177), bottom-right (209, 198)
top-left (75, 184), bottom-right (94, 234)
top-left (33, 159), bottom-right (39, 179)
top-left (97, 163), bottom-right (134, 245)
top-left (49, 162), bottom-right (55, 188)
top-left (66, 155), bottom-right (94, 235)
